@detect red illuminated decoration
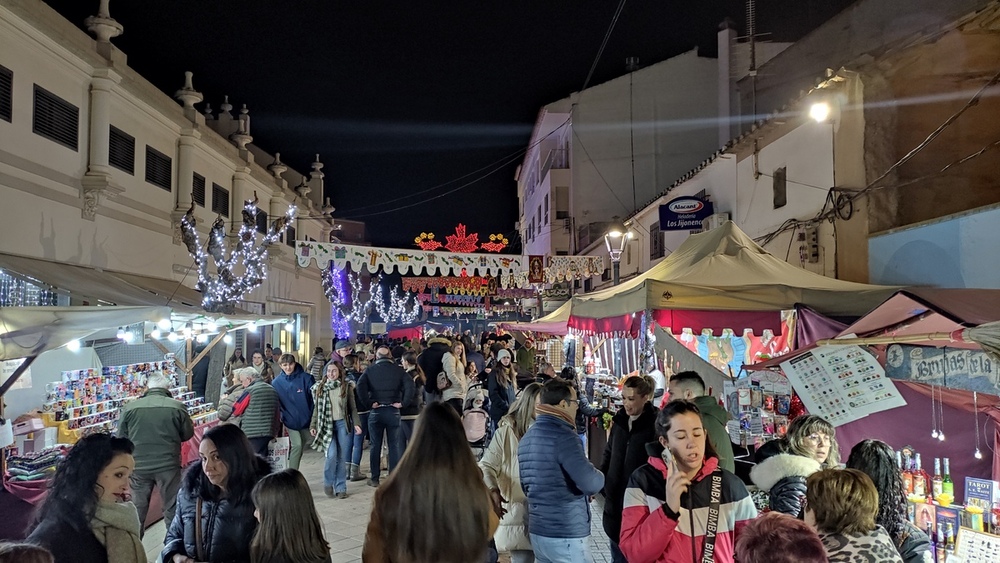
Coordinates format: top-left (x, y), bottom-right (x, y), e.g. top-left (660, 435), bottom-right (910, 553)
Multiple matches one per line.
top-left (414, 232), bottom-right (443, 251)
top-left (444, 223), bottom-right (480, 253)
top-left (480, 233), bottom-right (509, 253)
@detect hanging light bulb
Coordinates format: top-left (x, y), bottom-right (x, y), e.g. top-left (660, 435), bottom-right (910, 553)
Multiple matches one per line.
top-left (223, 334), bottom-right (233, 344)
top-left (167, 331), bottom-right (178, 342)
top-left (151, 328), bottom-right (162, 339)
top-left (975, 449), bottom-right (983, 460)
top-left (116, 326), bottom-right (126, 340)
top-left (207, 321), bottom-right (218, 332)
top-left (122, 331), bottom-right (134, 343)
top-left (66, 339), bottom-right (81, 351)
top-left (973, 391), bottom-right (982, 459)
top-left (196, 333), bottom-right (208, 343)
top-left (158, 318), bottom-right (172, 330)
top-left (284, 322), bottom-right (294, 331)
top-left (247, 321), bottom-right (257, 332)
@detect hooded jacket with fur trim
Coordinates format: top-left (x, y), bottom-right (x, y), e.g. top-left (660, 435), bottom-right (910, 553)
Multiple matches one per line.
top-left (749, 452), bottom-right (821, 517)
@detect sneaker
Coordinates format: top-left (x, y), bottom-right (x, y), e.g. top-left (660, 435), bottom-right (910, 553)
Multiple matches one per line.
top-left (324, 485), bottom-right (334, 498)
top-left (366, 479), bottom-right (379, 488)
top-left (337, 491), bottom-right (348, 499)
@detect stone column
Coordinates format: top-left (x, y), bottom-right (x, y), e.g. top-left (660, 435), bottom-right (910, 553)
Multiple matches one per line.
top-left (170, 131), bottom-right (201, 242)
top-left (81, 68), bottom-right (123, 220)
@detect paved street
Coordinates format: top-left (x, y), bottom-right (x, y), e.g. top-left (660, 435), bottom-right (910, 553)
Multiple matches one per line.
top-left (142, 446), bottom-right (615, 563)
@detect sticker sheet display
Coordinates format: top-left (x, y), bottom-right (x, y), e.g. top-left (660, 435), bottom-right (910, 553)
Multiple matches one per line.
top-left (780, 345), bottom-right (906, 427)
top-left (955, 527), bottom-right (1000, 562)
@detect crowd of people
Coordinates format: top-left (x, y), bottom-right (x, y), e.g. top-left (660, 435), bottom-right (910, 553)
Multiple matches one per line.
top-left (1, 330), bottom-right (933, 563)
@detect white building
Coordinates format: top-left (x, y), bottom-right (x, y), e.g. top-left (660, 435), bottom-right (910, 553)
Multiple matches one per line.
top-left (0, 1), bottom-right (335, 361)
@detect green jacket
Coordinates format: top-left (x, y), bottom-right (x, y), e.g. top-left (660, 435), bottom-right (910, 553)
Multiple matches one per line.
top-left (117, 387), bottom-right (195, 474)
top-left (515, 346), bottom-right (535, 373)
top-left (693, 395), bottom-right (736, 474)
top-left (235, 379), bottom-right (280, 440)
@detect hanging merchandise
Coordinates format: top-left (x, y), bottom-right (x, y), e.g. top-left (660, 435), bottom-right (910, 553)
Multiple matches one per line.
top-left (180, 195), bottom-right (295, 313)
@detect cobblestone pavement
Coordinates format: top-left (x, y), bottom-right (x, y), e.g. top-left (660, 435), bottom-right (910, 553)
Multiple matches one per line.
top-left (142, 448), bottom-right (615, 563)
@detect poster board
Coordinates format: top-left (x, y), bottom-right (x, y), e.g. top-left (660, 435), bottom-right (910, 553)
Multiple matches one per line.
top-left (780, 345), bottom-right (907, 427)
top-left (0, 358), bottom-right (31, 390)
top-left (954, 527), bottom-right (1000, 562)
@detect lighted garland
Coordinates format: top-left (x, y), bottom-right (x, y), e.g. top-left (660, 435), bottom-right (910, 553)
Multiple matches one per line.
top-left (181, 195), bottom-right (295, 314)
top-left (323, 265), bottom-right (421, 326)
top-left (322, 266), bottom-right (353, 338)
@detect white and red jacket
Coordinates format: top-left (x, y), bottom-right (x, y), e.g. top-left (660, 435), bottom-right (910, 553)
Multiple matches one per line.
top-left (620, 445), bottom-right (757, 563)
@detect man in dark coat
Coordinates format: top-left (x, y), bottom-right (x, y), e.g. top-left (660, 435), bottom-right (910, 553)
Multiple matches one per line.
top-left (357, 347), bottom-right (415, 486)
top-left (417, 335), bottom-right (452, 396)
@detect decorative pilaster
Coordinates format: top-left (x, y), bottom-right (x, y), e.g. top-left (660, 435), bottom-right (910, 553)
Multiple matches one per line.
top-left (81, 68), bottom-right (123, 220)
top-left (171, 132), bottom-right (201, 243)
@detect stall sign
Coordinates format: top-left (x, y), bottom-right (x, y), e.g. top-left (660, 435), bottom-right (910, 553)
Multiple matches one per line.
top-left (0, 358), bottom-right (31, 390)
top-left (884, 345), bottom-right (998, 396)
top-left (659, 196), bottom-right (714, 231)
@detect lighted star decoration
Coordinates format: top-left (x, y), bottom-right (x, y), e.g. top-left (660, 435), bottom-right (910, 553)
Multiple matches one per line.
top-left (445, 223), bottom-right (479, 253)
top-left (414, 232), bottom-right (443, 251)
top-left (181, 193), bottom-right (295, 314)
top-left (480, 233), bottom-right (509, 253)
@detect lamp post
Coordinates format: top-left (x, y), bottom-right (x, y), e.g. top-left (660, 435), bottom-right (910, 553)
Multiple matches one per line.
top-left (604, 217), bottom-right (631, 377)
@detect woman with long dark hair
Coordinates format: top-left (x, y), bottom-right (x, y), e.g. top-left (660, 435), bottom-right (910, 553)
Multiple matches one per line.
top-left (223, 348), bottom-right (247, 386)
top-left (161, 424), bottom-right (271, 563)
top-left (363, 402), bottom-right (498, 563)
top-left (846, 440), bottom-right (932, 563)
top-left (310, 361), bottom-right (362, 498)
top-left (28, 433), bottom-right (144, 563)
top-left (487, 349), bottom-right (516, 428)
top-left (251, 469), bottom-right (331, 563)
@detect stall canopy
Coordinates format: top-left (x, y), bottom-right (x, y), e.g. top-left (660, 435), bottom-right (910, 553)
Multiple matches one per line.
top-left (567, 221), bottom-right (900, 335)
top-left (499, 301), bottom-right (572, 335)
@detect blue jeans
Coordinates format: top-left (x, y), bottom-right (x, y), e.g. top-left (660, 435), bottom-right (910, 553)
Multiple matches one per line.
top-left (530, 534), bottom-right (590, 563)
top-left (324, 419), bottom-right (351, 493)
top-left (609, 541), bottom-right (627, 563)
top-left (352, 411), bottom-right (370, 466)
top-left (368, 407), bottom-right (402, 481)
top-left (401, 418), bottom-right (416, 450)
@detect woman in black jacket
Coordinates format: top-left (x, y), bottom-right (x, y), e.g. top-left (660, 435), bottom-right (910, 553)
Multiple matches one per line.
top-left (750, 414), bottom-right (837, 517)
top-left (599, 375), bottom-right (657, 563)
top-left (27, 433), bottom-right (142, 563)
top-left (162, 424), bottom-right (271, 563)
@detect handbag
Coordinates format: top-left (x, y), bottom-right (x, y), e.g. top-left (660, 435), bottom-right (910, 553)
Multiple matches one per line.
top-left (436, 371), bottom-right (452, 391)
top-left (195, 497), bottom-right (206, 562)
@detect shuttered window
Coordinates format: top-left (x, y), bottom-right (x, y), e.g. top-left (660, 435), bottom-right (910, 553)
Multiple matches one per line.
top-left (108, 125), bottom-right (135, 174)
top-left (0, 65), bottom-right (12, 123)
top-left (285, 226), bottom-right (296, 247)
top-left (256, 210), bottom-right (268, 235)
top-left (192, 173), bottom-right (206, 207)
top-left (211, 183), bottom-right (229, 217)
top-left (32, 85), bottom-right (78, 150)
top-left (145, 146), bottom-right (172, 191)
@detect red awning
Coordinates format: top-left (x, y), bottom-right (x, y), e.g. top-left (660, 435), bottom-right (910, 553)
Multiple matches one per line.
top-left (567, 309), bottom-right (783, 337)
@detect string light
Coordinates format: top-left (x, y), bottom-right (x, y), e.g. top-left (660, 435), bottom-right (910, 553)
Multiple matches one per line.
top-left (157, 318), bottom-right (172, 330)
top-left (66, 339), bottom-right (81, 351)
top-left (150, 328), bottom-right (162, 339)
top-left (973, 391), bottom-right (983, 459)
top-left (116, 327), bottom-right (126, 340)
top-left (180, 195), bottom-right (295, 313)
top-left (223, 334), bottom-right (233, 344)
top-left (323, 265), bottom-right (421, 328)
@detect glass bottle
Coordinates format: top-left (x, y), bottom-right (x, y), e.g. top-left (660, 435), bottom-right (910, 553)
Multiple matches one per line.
top-left (902, 454), bottom-right (915, 495)
top-left (932, 457), bottom-right (944, 498)
top-left (942, 457), bottom-right (954, 498)
top-left (913, 454), bottom-right (927, 498)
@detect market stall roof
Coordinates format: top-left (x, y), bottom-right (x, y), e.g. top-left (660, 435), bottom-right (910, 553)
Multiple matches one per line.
top-left (746, 288), bottom-right (1000, 371)
top-left (0, 305), bottom-right (171, 361)
top-left (499, 301), bottom-right (572, 335)
top-left (568, 221), bottom-right (900, 331)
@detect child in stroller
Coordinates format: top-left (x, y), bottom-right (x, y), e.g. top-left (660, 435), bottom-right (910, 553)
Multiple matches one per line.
top-left (463, 382), bottom-right (492, 460)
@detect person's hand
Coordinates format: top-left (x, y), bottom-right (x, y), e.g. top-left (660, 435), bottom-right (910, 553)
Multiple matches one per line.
top-left (489, 488), bottom-right (507, 519)
top-left (309, 428), bottom-right (317, 437)
top-left (172, 555), bottom-right (196, 563)
top-left (665, 462), bottom-right (691, 514)
top-left (354, 425), bottom-right (363, 435)
top-left (391, 402), bottom-right (402, 409)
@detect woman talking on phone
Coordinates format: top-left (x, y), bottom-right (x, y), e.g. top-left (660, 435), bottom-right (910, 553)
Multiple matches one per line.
top-left (619, 400), bottom-right (757, 563)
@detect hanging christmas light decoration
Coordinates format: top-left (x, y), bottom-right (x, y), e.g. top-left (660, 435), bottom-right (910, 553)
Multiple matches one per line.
top-left (180, 194), bottom-right (295, 313)
top-left (480, 233), bottom-right (510, 253)
top-left (375, 284), bottom-right (421, 325)
top-left (444, 223), bottom-right (479, 253)
top-left (414, 232), bottom-right (443, 251)
top-left (323, 265), bottom-right (421, 326)
top-left (321, 265), bottom-right (353, 338)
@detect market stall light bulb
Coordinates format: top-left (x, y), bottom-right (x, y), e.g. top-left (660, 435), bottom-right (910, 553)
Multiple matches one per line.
top-left (158, 318), bottom-right (172, 330)
top-left (975, 449), bottom-right (983, 459)
top-left (938, 432), bottom-right (945, 441)
top-left (167, 332), bottom-right (178, 342)
top-left (151, 329), bottom-right (161, 339)
top-left (809, 102), bottom-right (831, 123)
top-left (196, 333), bottom-right (208, 343)
top-left (123, 332), bottom-right (134, 343)
top-left (207, 322), bottom-right (218, 332)
top-left (284, 322), bottom-right (294, 331)
top-left (223, 334), bottom-right (233, 344)
top-left (247, 322), bottom-right (257, 332)
top-left (116, 327), bottom-right (126, 340)
top-left (66, 339), bottom-right (81, 351)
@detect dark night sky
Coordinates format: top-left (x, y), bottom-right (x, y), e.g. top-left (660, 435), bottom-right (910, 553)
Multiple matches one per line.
top-left (44, 0), bottom-right (852, 250)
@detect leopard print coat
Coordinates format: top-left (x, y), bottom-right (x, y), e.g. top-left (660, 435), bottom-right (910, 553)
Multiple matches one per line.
top-left (821, 526), bottom-right (905, 563)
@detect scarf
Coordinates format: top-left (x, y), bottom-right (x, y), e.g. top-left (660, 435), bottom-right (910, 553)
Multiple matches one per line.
top-left (252, 361), bottom-right (265, 375)
top-left (535, 404), bottom-right (576, 428)
top-left (311, 378), bottom-right (349, 453)
top-left (90, 501), bottom-right (147, 563)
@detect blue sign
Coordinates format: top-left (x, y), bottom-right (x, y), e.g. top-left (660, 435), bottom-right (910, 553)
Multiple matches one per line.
top-left (659, 196), bottom-right (714, 231)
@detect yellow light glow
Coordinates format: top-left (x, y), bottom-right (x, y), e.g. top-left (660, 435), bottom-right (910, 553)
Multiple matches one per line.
top-left (809, 102), bottom-right (832, 123)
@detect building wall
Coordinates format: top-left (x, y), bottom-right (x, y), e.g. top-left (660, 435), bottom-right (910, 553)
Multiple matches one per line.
top-left (0, 1), bottom-right (333, 358)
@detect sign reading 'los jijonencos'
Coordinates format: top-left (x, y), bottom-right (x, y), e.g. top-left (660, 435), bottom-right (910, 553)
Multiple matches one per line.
top-left (658, 196), bottom-right (714, 231)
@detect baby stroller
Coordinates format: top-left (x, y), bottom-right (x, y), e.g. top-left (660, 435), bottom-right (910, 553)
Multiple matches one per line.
top-left (463, 382), bottom-right (492, 461)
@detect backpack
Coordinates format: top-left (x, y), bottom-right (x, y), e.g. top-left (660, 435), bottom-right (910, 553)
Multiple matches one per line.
top-left (463, 409), bottom-right (489, 442)
top-left (436, 371), bottom-right (452, 391)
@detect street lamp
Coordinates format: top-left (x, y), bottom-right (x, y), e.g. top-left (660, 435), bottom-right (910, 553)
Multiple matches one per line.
top-left (604, 216), bottom-right (631, 285)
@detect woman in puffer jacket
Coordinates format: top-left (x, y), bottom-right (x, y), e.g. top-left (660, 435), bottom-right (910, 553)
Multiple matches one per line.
top-left (441, 340), bottom-right (469, 415)
top-left (750, 414), bottom-right (838, 517)
top-left (479, 383), bottom-right (543, 563)
top-left (161, 424), bottom-right (271, 563)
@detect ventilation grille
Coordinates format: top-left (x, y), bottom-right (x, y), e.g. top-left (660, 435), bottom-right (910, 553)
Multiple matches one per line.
top-left (145, 146), bottom-right (172, 191)
top-left (0, 65), bottom-right (12, 123)
top-left (108, 125), bottom-right (135, 174)
top-left (192, 173), bottom-right (206, 207)
top-left (33, 85), bottom-right (78, 150)
top-left (212, 183), bottom-right (230, 217)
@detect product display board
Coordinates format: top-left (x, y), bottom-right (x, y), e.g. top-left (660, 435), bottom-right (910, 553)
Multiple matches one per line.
top-left (780, 345), bottom-right (907, 427)
top-left (954, 527), bottom-right (1000, 562)
top-left (724, 370), bottom-right (793, 448)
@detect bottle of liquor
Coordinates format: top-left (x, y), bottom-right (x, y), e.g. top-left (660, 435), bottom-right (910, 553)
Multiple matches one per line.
top-left (927, 523), bottom-right (937, 563)
top-left (932, 457), bottom-right (944, 498)
top-left (936, 523), bottom-right (946, 563)
top-left (942, 457), bottom-right (954, 497)
top-left (945, 523), bottom-right (955, 553)
top-left (902, 455), bottom-right (915, 495)
top-left (913, 454), bottom-right (927, 498)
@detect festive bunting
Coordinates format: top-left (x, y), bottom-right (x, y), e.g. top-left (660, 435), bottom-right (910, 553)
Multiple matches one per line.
top-left (297, 241), bottom-right (525, 278)
top-left (545, 256), bottom-right (605, 283)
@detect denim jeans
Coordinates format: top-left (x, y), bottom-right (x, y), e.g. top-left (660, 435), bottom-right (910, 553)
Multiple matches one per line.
top-left (324, 419), bottom-right (352, 493)
top-left (368, 407), bottom-right (402, 481)
top-left (510, 550), bottom-right (536, 563)
top-left (609, 541), bottom-right (627, 563)
top-left (529, 534), bottom-right (590, 563)
top-left (352, 411), bottom-right (370, 466)
top-left (401, 417), bottom-right (417, 450)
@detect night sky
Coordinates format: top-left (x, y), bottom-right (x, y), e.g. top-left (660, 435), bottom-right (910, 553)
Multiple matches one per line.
top-left (44, 0), bottom-right (852, 250)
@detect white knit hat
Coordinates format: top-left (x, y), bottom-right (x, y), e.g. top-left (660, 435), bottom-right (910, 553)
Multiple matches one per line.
top-left (497, 349), bottom-right (512, 362)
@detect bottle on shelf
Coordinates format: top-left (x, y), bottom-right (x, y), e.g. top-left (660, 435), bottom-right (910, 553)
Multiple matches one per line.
top-left (926, 522), bottom-right (936, 563)
top-left (936, 523), bottom-right (946, 563)
top-left (913, 453), bottom-right (927, 498)
top-left (945, 522), bottom-right (955, 553)
top-left (902, 454), bottom-right (915, 495)
top-left (932, 457), bottom-right (944, 499)
top-left (942, 457), bottom-right (954, 498)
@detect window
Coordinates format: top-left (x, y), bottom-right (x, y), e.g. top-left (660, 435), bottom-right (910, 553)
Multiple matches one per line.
top-left (145, 146), bottom-right (172, 191)
top-left (285, 226), bottom-right (296, 247)
top-left (773, 167), bottom-right (787, 209)
top-left (556, 250), bottom-right (569, 256)
top-left (211, 183), bottom-right (230, 217)
top-left (256, 210), bottom-right (268, 234)
top-left (192, 173), bottom-right (206, 207)
top-left (584, 279), bottom-right (593, 292)
top-left (602, 269), bottom-right (611, 282)
top-left (32, 85), bottom-right (78, 150)
top-left (108, 125), bottom-right (135, 174)
top-left (544, 196), bottom-right (549, 225)
top-left (0, 65), bottom-right (11, 122)
top-left (537, 205), bottom-right (542, 227)
top-left (650, 221), bottom-right (664, 259)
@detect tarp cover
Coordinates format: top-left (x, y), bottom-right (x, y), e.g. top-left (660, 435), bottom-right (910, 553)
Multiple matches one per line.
top-left (0, 306), bottom-right (171, 361)
top-left (500, 301), bottom-right (572, 335)
top-left (568, 221), bottom-right (900, 325)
